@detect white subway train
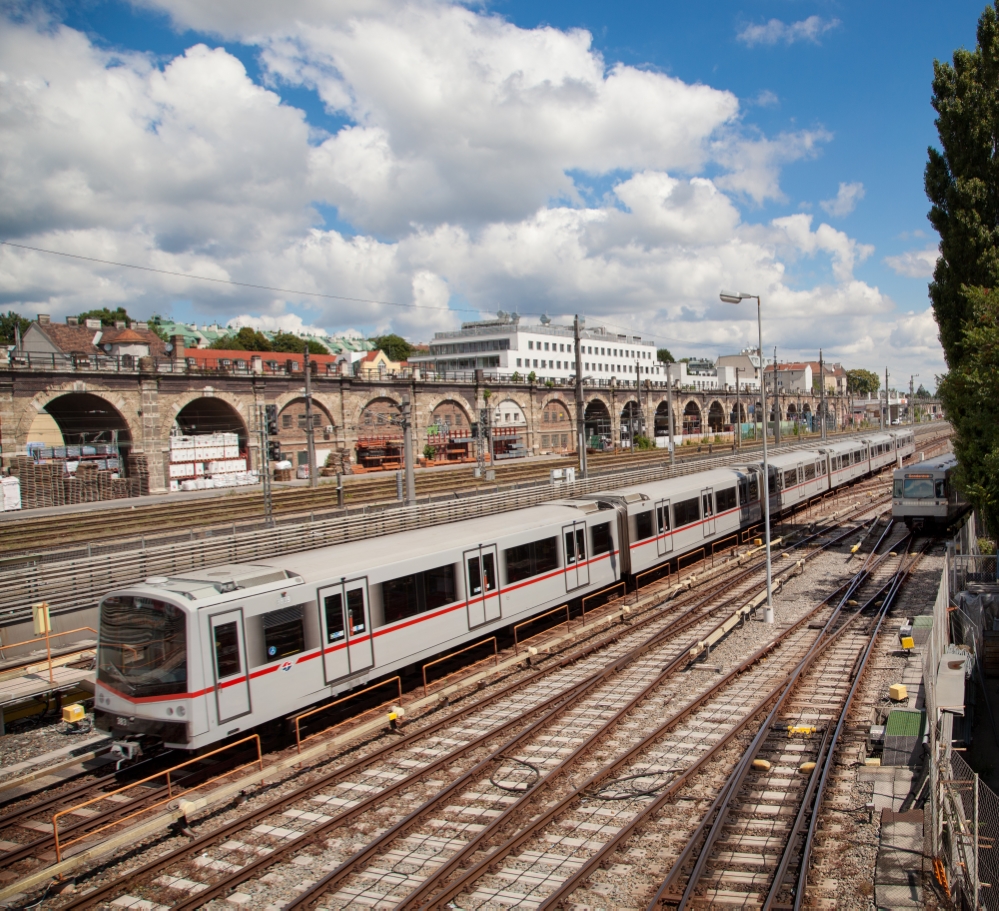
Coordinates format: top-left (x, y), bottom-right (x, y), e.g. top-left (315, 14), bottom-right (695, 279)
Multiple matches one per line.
top-left (94, 430), bottom-right (914, 751)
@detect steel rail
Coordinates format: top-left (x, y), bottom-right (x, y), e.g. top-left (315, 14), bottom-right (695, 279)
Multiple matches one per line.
top-left (290, 520), bottom-right (902, 910)
top-left (785, 540), bottom-right (931, 910)
top-left (645, 529), bottom-right (907, 909)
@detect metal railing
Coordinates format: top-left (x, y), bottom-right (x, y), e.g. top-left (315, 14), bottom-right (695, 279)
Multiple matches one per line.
top-left (290, 677), bottom-right (402, 753)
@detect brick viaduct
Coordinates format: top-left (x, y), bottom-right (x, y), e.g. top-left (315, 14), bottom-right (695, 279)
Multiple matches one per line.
top-left (0, 363), bottom-right (847, 495)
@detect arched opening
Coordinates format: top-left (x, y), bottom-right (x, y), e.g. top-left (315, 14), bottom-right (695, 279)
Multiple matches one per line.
top-left (175, 398), bottom-right (249, 453)
top-left (356, 397), bottom-right (403, 472)
top-left (277, 398), bottom-right (336, 470)
top-left (682, 401), bottom-right (701, 435)
top-left (619, 401), bottom-right (643, 447)
top-left (44, 392), bottom-right (134, 462)
top-left (707, 401), bottom-right (726, 433)
top-left (541, 400), bottom-right (573, 453)
top-left (802, 402), bottom-right (813, 431)
top-left (426, 399), bottom-right (474, 462)
top-left (654, 401), bottom-right (671, 438)
top-left (787, 402), bottom-right (797, 420)
top-left (584, 400), bottom-right (612, 450)
top-left (729, 402), bottom-right (747, 424)
top-left (492, 399), bottom-right (528, 459)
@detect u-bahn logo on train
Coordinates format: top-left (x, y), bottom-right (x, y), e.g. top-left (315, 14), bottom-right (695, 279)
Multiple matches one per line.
top-left (280, 661), bottom-right (293, 673)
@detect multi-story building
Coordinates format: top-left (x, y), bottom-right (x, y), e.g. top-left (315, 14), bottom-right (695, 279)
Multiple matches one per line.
top-left (409, 314), bottom-right (668, 383)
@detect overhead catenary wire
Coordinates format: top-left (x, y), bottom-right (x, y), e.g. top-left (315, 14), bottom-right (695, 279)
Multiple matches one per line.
top-left (0, 239), bottom-right (688, 346)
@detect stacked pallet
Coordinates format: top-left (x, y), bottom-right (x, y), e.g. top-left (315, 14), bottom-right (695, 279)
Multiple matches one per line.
top-left (127, 453), bottom-right (150, 496)
top-left (8, 457), bottom-right (35, 510)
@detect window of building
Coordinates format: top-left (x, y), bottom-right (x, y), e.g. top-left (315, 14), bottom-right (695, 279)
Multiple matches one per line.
top-left (516, 358), bottom-right (522, 367)
top-left (282, 413), bottom-right (293, 429)
top-left (592, 522), bottom-right (613, 555)
top-left (263, 605), bottom-right (305, 660)
top-left (673, 497), bottom-right (701, 528)
top-left (542, 360), bottom-right (547, 368)
top-left (544, 342), bottom-right (549, 351)
top-left (528, 341), bottom-right (533, 350)
top-left (504, 537), bottom-right (559, 583)
top-left (635, 511), bottom-right (654, 539)
top-left (382, 564), bottom-right (457, 625)
top-left (533, 359), bottom-right (538, 368)
top-left (716, 487), bottom-right (737, 512)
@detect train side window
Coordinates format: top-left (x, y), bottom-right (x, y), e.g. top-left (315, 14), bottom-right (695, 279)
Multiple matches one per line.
top-left (592, 523), bottom-right (613, 555)
top-left (893, 480), bottom-right (903, 497)
top-left (673, 497), bottom-right (700, 528)
top-left (382, 564), bottom-right (457, 625)
top-left (804, 464), bottom-right (816, 481)
top-left (936, 481), bottom-right (946, 498)
top-left (564, 531), bottom-right (576, 564)
top-left (505, 537), bottom-right (559, 583)
top-left (716, 487), bottom-right (736, 512)
top-left (657, 505), bottom-right (670, 533)
top-left (214, 621), bottom-right (241, 677)
top-left (768, 472), bottom-right (777, 494)
top-left (262, 606), bottom-right (305, 660)
top-left (747, 476), bottom-right (759, 502)
top-left (635, 511), bottom-right (654, 539)
top-left (702, 491), bottom-right (715, 517)
top-left (468, 553), bottom-right (497, 594)
top-left (347, 588), bottom-right (366, 634)
top-left (324, 593), bottom-right (346, 642)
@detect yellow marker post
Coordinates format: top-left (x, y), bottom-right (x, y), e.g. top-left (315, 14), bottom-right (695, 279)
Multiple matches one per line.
top-left (32, 602), bottom-right (52, 684)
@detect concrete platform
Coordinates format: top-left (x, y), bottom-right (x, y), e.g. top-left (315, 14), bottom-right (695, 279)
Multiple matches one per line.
top-left (0, 666), bottom-right (95, 735)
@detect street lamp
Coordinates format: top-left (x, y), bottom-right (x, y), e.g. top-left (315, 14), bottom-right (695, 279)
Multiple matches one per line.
top-left (720, 291), bottom-right (774, 622)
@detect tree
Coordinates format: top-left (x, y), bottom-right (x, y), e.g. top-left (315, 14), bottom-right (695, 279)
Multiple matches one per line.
top-left (0, 311), bottom-right (30, 345)
top-left (656, 347), bottom-right (675, 365)
top-left (147, 315), bottom-right (170, 342)
top-left (370, 334), bottom-right (414, 362)
top-left (916, 383), bottom-right (932, 398)
top-left (208, 327), bottom-right (273, 351)
top-left (271, 332), bottom-right (326, 355)
top-left (846, 368), bottom-right (880, 396)
top-left (78, 307), bottom-right (132, 327)
top-left (926, 1), bottom-right (999, 368)
top-left (938, 286), bottom-right (999, 534)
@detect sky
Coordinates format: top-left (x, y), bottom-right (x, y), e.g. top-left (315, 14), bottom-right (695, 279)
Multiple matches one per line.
top-left (0, 0), bottom-right (988, 392)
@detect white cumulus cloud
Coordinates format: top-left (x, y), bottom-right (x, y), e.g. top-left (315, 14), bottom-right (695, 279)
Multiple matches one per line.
top-left (884, 246), bottom-right (939, 279)
top-left (820, 182), bottom-right (865, 218)
top-left (737, 16), bottom-right (841, 47)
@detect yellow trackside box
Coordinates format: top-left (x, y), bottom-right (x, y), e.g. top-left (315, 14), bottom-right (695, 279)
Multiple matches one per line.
top-left (889, 683), bottom-right (908, 701)
top-left (32, 602), bottom-right (51, 636)
top-left (62, 704), bottom-right (86, 724)
top-left (900, 636), bottom-right (915, 650)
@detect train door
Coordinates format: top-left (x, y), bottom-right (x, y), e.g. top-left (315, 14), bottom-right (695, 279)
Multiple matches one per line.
top-left (563, 523), bottom-right (589, 592)
top-left (465, 545), bottom-right (502, 627)
top-left (656, 499), bottom-right (673, 557)
top-left (209, 609), bottom-right (251, 723)
top-left (701, 489), bottom-right (715, 536)
top-left (797, 462), bottom-right (805, 499)
top-left (318, 579), bottom-right (374, 684)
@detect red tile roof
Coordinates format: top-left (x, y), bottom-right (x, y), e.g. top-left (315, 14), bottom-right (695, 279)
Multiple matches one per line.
top-left (34, 322), bottom-right (167, 356)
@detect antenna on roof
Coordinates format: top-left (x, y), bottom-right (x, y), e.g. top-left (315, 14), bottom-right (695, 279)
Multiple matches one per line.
top-left (540, 313), bottom-right (551, 325)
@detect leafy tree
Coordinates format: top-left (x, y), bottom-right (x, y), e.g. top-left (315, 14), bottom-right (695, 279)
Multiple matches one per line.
top-left (78, 307), bottom-right (132, 327)
top-left (370, 334), bottom-right (414, 362)
top-left (510, 371), bottom-right (522, 383)
top-left (0, 310), bottom-right (30, 345)
top-left (938, 286), bottom-right (999, 534)
top-left (926, 1), bottom-right (999, 368)
top-left (147, 314), bottom-right (170, 342)
top-left (208, 327), bottom-right (273, 351)
top-left (846, 368), bottom-right (880, 396)
top-left (271, 332), bottom-right (326, 355)
top-left (527, 370), bottom-right (537, 383)
top-left (656, 347), bottom-right (675, 364)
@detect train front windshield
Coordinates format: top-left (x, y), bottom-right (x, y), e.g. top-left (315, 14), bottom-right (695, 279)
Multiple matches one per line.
top-left (97, 596), bottom-right (187, 697)
top-left (894, 477), bottom-right (936, 499)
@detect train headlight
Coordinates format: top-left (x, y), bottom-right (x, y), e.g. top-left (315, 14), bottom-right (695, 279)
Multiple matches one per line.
top-left (177, 705), bottom-right (186, 717)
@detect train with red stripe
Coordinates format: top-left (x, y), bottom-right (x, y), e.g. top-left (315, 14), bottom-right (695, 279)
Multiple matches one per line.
top-left (94, 429), bottom-right (914, 751)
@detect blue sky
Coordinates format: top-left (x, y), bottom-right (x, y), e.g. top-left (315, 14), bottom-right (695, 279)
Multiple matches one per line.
top-left (1, 0), bottom-right (988, 389)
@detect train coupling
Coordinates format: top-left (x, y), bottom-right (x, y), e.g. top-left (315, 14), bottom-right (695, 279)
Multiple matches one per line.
top-left (110, 739), bottom-right (143, 769)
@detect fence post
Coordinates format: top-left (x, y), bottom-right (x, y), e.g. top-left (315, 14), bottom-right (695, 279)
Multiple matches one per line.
top-left (975, 771), bottom-right (980, 909)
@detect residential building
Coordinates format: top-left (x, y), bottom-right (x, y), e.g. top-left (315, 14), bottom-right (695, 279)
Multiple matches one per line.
top-left (764, 362), bottom-right (814, 394)
top-left (21, 315), bottom-right (168, 359)
top-left (409, 314), bottom-right (668, 383)
top-left (716, 347), bottom-right (773, 381)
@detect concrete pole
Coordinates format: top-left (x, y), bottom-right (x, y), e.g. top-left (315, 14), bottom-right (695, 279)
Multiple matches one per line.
top-left (819, 348), bottom-right (826, 442)
top-left (735, 367), bottom-right (742, 451)
top-left (756, 300), bottom-right (774, 623)
top-left (574, 315), bottom-right (588, 478)
top-left (666, 369), bottom-right (676, 466)
top-left (304, 346), bottom-right (317, 488)
top-left (401, 394), bottom-right (416, 505)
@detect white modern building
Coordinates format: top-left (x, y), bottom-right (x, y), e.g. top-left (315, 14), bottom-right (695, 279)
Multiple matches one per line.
top-left (666, 359), bottom-right (762, 392)
top-left (410, 314), bottom-right (669, 383)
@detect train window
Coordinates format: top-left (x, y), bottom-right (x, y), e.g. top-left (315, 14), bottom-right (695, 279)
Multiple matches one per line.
top-left (657, 504), bottom-right (671, 533)
top-left (747, 476), bottom-right (759, 502)
top-left (673, 497), bottom-right (700, 528)
top-left (716, 487), bottom-right (736, 512)
top-left (893, 480), bottom-right (903, 497)
top-left (817, 461), bottom-right (825, 476)
top-left (97, 596), bottom-right (188, 698)
top-left (902, 478), bottom-right (934, 499)
top-left (768, 472), bottom-right (777, 495)
top-left (323, 594), bottom-right (346, 643)
top-left (348, 588), bottom-right (366, 634)
top-left (803, 464), bottom-right (816, 482)
top-left (505, 537), bottom-right (559, 583)
top-left (382, 564), bottom-right (457, 625)
top-left (702, 491), bottom-right (714, 517)
top-left (936, 481), bottom-right (946, 498)
top-left (635, 511), bottom-right (654, 539)
top-left (468, 553), bottom-right (497, 596)
top-left (263, 606), bottom-right (305, 660)
top-left (564, 529), bottom-right (586, 563)
top-left (592, 523), bottom-right (613, 555)
top-left (215, 621), bottom-right (242, 677)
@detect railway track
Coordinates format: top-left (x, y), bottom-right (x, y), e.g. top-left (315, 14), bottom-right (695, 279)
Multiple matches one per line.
top-left (6, 480), bottom-right (899, 909)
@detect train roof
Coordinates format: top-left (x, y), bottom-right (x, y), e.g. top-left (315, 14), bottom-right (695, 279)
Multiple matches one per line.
top-left (895, 453), bottom-right (957, 475)
top-left (581, 466), bottom-right (747, 502)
